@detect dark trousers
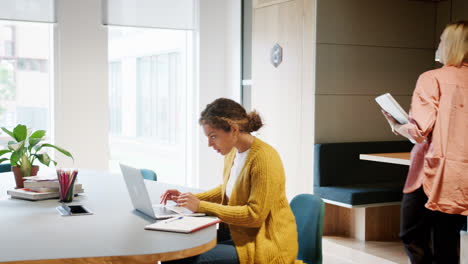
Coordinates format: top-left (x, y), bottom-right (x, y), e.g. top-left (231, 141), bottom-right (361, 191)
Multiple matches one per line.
top-left (400, 187), bottom-right (466, 264)
top-left (162, 223), bottom-right (239, 264)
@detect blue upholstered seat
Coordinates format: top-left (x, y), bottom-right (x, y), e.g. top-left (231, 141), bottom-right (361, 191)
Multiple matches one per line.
top-left (314, 141), bottom-right (413, 205)
top-left (290, 194), bottom-right (324, 264)
top-left (314, 182), bottom-right (404, 205)
top-left (0, 163), bottom-right (11, 173)
top-left (140, 169), bottom-right (157, 181)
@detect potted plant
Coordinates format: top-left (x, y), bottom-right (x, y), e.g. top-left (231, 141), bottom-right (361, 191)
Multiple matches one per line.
top-left (0, 124), bottom-right (73, 188)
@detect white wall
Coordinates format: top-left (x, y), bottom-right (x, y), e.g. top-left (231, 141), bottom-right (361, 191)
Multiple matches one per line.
top-left (51, 0), bottom-right (241, 185)
top-left (225, 0), bottom-right (242, 102)
top-left (54, 0), bottom-right (109, 169)
top-left (197, 0), bottom-right (241, 190)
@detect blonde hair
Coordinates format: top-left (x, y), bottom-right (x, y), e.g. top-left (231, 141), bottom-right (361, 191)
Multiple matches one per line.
top-left (441, 21), bottom-right (468, 67)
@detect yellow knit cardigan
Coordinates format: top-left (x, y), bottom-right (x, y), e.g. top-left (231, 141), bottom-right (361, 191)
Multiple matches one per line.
top-left (196, 137), bottom-right (304, 264)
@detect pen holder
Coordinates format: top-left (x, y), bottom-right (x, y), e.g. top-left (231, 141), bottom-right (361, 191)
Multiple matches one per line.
top-left (59, 182), bottom-right (75, 203)
top-left (57, 169), bottom-right (78, 203)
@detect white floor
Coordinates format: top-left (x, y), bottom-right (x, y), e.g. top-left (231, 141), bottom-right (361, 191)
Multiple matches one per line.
top-left (323, 236), bottom-right (408, 264)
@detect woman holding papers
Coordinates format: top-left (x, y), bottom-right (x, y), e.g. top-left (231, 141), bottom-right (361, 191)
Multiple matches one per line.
top-left (161, 98), bottom-right (303, 264)
top-left (382, 21), bottom-right (468, 264)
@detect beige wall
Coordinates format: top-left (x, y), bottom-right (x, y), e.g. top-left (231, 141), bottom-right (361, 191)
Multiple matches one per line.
top-left (314, 0), bottom-right (467, 144)
top-left (251, 0), bottom-right (315, 198)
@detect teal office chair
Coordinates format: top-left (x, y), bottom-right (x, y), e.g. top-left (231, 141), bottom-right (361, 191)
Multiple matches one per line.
top-left (290, 194), bottom-right (325, 264)
top-left (140, 169), bottom-right (157, 181)
top-left (0, 163), bottom-right (11, 173)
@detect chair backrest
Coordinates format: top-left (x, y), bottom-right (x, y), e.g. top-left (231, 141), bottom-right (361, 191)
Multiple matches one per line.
top-left (314, 141), bottom-right (412, 187)
top-left (140, 169), bottom-right (157, 181)
top-left (290, 194), bottom-right (325, 264)
top-left (0, 163), bottom-right (11, 173)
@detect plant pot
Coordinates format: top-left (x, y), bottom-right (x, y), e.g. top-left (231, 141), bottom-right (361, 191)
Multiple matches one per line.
top-left (12, 165), bottom-right (39, 189)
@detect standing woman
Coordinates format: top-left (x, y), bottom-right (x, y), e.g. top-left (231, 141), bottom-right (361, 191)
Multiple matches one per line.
top-left (383, 21), bottom-right (468, 264)
top-left (160, 98), bottom-right (303, 264)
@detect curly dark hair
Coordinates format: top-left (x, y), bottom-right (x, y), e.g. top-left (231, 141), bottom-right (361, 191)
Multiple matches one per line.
top-left (199, 98), bottom-right (263, 133)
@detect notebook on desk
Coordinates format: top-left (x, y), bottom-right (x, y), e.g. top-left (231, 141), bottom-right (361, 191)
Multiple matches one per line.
top-left (145, 216), bottom-right (221, 233)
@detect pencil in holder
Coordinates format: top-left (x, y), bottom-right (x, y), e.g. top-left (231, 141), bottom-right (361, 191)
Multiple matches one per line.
top-left (57, 169), bottom-right (78, 203)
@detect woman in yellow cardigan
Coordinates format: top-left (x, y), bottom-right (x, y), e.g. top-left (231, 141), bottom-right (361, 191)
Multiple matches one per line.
top-left (161, 98), bottom-right (302, 264)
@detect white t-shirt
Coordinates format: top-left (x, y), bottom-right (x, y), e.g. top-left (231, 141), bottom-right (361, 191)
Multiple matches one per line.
top-left (226, 149), bottom-right (250, 199)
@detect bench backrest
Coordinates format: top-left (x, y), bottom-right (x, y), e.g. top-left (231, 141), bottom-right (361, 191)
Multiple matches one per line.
top-left (314, 141), bottom-right (413, 187)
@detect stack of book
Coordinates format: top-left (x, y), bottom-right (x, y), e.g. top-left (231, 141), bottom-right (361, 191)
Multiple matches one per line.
top-left (7, 176), bottom-right (84, 201)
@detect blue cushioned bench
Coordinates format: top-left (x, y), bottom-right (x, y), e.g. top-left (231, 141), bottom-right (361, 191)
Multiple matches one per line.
top-left (314, 141), bottom-right (413, 206)
top-left (314, 141), bottom-right (413, 241)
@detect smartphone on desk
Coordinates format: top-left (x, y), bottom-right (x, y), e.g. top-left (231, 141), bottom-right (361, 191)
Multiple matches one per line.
top-left (57, 204), bottom-right (93, 216)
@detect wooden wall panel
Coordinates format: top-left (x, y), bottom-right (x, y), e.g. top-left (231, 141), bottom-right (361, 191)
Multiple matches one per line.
top-left (316, 0), bottom-right (436, 48)
top-left (315, 95), bottom-right (412, 143)
top-left (323, 203), bottom-right (400, 241)
top-left (314, 0), bottom-right (437, 143)
top-left (365, 205), bottom-right (401, 241)
top-left (315, 44), bottom-right (434, 96)
top-left (452, 0), bottom-right (468, 21)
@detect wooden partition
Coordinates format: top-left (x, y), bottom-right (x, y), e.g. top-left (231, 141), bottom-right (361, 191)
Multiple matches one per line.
top-left (252, 0), bottom-right (315, 198)
top-left (324, 203), bottom-right (401, 241)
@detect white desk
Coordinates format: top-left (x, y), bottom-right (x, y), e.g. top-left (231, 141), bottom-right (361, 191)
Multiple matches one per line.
top-left (360, 152), bottom-right (467, 263)
top-left (0, 170), bottom-right (216, 263)
top-left (359, 152), bottom-right (410, 166)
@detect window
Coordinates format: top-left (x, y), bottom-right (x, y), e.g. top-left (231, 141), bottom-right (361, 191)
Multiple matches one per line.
top-left (109, 61), bottom-right (122, 135)
top-left (136, 53), bottom-right (180, 143)
top-left (2, 25), bottom-right (14, 57)
top-left (0, 21), bottom-right (53, 147)
top-left (108, 27), bottom-right (195, 185)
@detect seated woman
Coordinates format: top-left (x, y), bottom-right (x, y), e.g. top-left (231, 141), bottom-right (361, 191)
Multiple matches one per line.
top-left (161, 98), bottom-right (303, 264)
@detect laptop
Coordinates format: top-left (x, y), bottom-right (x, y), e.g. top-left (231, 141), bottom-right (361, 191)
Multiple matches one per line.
top-left (119, 163), bottom-right (205, 220)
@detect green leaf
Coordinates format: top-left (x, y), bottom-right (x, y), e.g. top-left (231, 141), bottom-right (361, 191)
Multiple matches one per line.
top-left (10, 151), bottom-right (20, 166)
top-left (1, 127), bottom-right (15, 140)
top-left (12, 124), bottom-right (27, 142)
top-left (35, 153), bottom-right (51, 166)
top-left (0, 149), bottom-right (11, 157)
top-left (30, 130), bottom-right (46, 139)
top-left (8, 141), bottom-right (24, 152)
top-left (51, 160), bottom-right (57, 166)
top-left (40, 144), bottom-right (74, 161)
top-left (28, 138), bottom-right (42, 150)
top-left (0, 158), bottom-right (9, 164)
